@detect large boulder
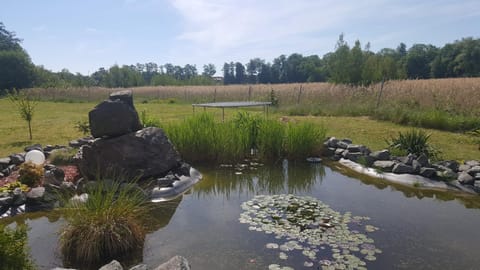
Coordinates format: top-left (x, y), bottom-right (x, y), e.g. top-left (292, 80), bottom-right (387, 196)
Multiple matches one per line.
top-left (78, 127), bottom-right (182, 180)
top-left (155, 256), bottom-right (190, 270)
top-left (89, 90), bottom-right (142, 138)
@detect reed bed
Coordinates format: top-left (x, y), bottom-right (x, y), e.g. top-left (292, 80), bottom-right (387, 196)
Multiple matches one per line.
top-left (163, 112), bottom-right (327, 164)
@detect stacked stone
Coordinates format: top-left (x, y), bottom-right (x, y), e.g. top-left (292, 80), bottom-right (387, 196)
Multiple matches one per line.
top-left (324, 137), bottom-right (480, 194)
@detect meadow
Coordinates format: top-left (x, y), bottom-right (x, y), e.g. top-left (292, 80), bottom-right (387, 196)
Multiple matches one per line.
top-left (1, 77), bottom-right (479, 159)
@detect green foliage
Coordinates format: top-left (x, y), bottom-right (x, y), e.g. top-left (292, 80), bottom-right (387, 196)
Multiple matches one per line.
top-left (9, 90), bottom-right (37, 140)
top-left (140, 110), bottom-right (162, 128)
top-left (49, 148), bottom-right (78, 165)
top-left (0, 224), bottom-right (35, 270)
top-left (18, 161), bottom-right (44, 187)
top-left (284, 122), bottom-right (326, 160)
top-left (74, 119), bottom-right (90, 135)
top-left (60, 180), bottom-right (150, 269)
top-left (386, 129), bottom-right (439, 159)
top-left (164, 112), bottom-right (326, 163)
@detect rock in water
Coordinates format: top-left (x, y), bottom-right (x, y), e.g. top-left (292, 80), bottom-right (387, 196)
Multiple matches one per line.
top-left (155, 256), bottom-right (190, 270)
top-left (89, 90), bottom-right (142, 138)
top-left (78, 127), bottom-right (182, 180)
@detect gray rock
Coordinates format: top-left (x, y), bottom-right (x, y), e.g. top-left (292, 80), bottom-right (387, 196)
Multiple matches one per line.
top-left (24, 144), bottom-right (43, 153)
top-left (397, 155), bottom-right (414, 165)
top-left (359, 155), bottom-right (375, 167)
top-left (9, 153), bottom-right (25, 165)
top-left (467, 166), bottom-right (480, 176)
top-left (99, 260), bottom-right (123, 270)
top-left (25, 187), bottom-right (55, 212)
top-left (78, 127), bottom-right (182, 181)
top-left (344, 152), bottom-right (363, 162)
top-left (475, 173), bottom-right (480, 180)
top-left (370, 150), bottom-right (390, 161)
top-left (411, 160), bottom-right (421, 174)
top-left (155, 256), bottom-right (190, 270)
top-left (334, 148), bottom-right (344, 156)
top-left (475, 181), bottom-right (480, 188)
top-left (346, 144), bottom-right (363, 153)
top-left (50, 268), bottom-right (77, 270)
top-left (436, 160), bottom-right (459, 172)
top-left (373, 160), bottom-right (396, 172)
top-left (392, 163), bottom-right (414, 174)
top-left (458, 164), bottom-right (471, 172)
top-left (44, 167), bottom-right (65, 186)
top-left (0, 157), bottom-right (11, 169)
top-left (89, 90), bottom-right (142, 138)
top-left (437, 169), bottom-right (457, 180)
top-left (336, 139), bottom-right (352, 149)
top-left (416, 154), bottom-right (429, 167)
top-left (11, 188), bottom-right (26, 206)
top-left (465, 160), bottom-right (480, 167)
top-left (419, 167), bottom-right (437, 178)
top-left (458, 172), bottom-right (475, 185)
top-left (129, 264), bottom-right (148, 270)
top-left (324, 137), bottom-right (339, 148)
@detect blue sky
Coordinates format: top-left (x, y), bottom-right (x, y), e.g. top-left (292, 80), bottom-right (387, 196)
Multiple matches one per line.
top-left (2, 0), bottom-right (479, 75)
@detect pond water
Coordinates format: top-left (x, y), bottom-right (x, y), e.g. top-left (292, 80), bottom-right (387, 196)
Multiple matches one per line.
top-left (3, 161), bottom-right (480, 270)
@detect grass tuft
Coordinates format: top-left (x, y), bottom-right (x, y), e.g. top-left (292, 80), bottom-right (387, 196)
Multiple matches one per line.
top-left (59, 179), bottom-right (150, 269)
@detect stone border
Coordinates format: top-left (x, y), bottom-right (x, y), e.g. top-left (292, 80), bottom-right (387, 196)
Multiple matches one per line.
top-left (323, 137), bottom-right (480, 195)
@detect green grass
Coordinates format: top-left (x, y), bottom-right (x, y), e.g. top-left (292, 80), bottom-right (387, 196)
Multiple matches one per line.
top-left (59, 179), bottom-right (150, 269)
top-left (0, 98), bottom-right (478, 161)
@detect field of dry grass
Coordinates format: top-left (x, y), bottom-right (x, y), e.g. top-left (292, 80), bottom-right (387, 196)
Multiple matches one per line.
top-left (25, 78), bottom-right (480, 114)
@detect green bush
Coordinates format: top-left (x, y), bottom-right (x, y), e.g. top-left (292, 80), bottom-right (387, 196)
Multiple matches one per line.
top-left (0, 224), bottom-right (35, 270)
top-left (60, 180), bottom-right (150, 269)
top-left (49, 148), bottom-right (78, 165)
top-left (386, 129), bottom-right (439, 159)
top-left (18, 161), bottom-right (44, 187)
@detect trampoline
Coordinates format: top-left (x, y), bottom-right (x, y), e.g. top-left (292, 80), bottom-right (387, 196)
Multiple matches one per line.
top-left (192, 101), bottom-right (272, 121)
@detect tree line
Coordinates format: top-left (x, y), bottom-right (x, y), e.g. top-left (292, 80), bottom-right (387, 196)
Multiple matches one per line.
top-left (1, 22), bottom-right (480, 93)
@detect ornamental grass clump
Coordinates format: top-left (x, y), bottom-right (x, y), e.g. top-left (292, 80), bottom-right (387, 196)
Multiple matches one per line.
top-left (386, 129), bottom-right (439, 159)
top-left (59, 180), bottom-right (150, 269)
top-left (284, 122), bottom-right (326, 160)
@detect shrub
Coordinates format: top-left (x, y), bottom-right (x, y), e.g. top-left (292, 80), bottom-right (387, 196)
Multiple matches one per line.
top-left (74, 120), bottom-right (90, 135)
top-left (49, 148), bottom-right (78, 165)
top-left (0, 181), bottom-right (29, 193)
top-left (18, 161), bottom-right (44, 187)
top-left (386, 129), bottom-right (439, 159)
top-left (60, 180), bottom-right (150, 269)
top-left (0, 224), bottom-right (35, 270)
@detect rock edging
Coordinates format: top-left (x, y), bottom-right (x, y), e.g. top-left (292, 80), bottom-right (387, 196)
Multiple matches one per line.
top-left (323, 137), bottom-right (480, 195)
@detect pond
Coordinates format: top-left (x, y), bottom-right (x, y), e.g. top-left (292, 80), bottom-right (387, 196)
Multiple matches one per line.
top-left (3, 161), bottom-right (480, 270)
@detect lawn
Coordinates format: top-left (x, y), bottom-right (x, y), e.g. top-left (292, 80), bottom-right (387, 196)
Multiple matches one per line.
top-left (0, 98), bottom-right (478, 160)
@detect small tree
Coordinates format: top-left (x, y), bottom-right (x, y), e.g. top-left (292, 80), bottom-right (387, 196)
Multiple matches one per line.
top-left (9, 90), bottom-right (37, 140)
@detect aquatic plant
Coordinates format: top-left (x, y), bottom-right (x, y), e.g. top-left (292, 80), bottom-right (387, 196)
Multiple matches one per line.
top-left (0, 224), bottom-right (35, 270)
top-left (386, 129), bottom-right (439, 159)
top-left (284, 122), bottom-right (326, 160)
top-left (18, 161), bottom-right (44, 187)
top-left (59, 180), bottom-right (150, 269)
top-left (239, 194), bottom-right (382, 269)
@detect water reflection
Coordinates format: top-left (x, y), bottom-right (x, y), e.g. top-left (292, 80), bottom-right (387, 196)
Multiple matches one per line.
top-left (194, 161), bottom-right (325, 198)
top-left (327, 161), bottom-right (480, 209)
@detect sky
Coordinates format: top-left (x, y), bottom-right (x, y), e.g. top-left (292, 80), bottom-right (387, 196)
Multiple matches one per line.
top-left (1, 0), bottom-right (480, 76)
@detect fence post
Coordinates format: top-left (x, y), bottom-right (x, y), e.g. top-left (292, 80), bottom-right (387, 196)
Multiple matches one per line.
top-left (248, 86), bottom-right (252, 101)
top-left (297, 84), bottom-right (303, 104)
top-left (375, 77), bottom-right (385, 111)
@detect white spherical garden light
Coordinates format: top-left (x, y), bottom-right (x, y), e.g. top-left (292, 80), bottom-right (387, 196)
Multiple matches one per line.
top-left (25, 150), bottom-right (45, 165)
